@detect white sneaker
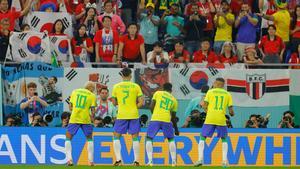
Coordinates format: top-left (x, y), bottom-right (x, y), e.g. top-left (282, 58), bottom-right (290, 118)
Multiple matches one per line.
top-left (171, 161), bottom-right (177, 167)
top-left (147, 161), bottom-right (153, 167)
top-left (194, 160), bottom-right (203, 167)
top-left (222, 161), bottom-right (229, 168)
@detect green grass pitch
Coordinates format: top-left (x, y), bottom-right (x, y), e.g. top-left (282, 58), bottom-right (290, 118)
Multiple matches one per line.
top-left (0, 165), bottom-right (299, 169)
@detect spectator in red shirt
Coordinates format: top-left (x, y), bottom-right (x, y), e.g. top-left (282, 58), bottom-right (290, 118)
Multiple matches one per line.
top-left (289, 44), bottom-right (300, 69)
top-left (98, 1), bottom-right (126, 34)
top-left (258, 25), bottom-right (285, 63)
top-left (199, 0), bottom-right (216, 39)
top-left (75, 0), bottom-right (90, 23)
top-left (71, 24), bottom-right (94, 62)
top-left (83, 4), bottom-right (99, 39)
top-left (49, 19), bottom-right (67, 36)
top-left (117, 23), bottom-right (146, 64)
top-left (94, 16), bottom-right (119, 63)
top-left (243, 46), bottom-right (263, 65)
top-left (193, 38), bottom-right (219, 63)
top-left (184, 0), bottom-right (202, 16)
top-left (0, 0), bottom-right (32, 31)
top-left (219, 41), bottom-right (238, 63)
top-left (169, 41), bottom-right (190, 63)
top-left (290, 5), bottom-right (300, 53)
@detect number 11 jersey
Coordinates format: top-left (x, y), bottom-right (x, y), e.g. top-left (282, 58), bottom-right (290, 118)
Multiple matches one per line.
top-left (204, 88), bottom-right (233, 126)
top-left (69, 88), bottom-right (97, 124)
top-left (112, 81), bottom-right (143, 119)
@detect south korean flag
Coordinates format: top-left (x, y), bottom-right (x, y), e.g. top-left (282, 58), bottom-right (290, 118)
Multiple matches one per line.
top-left (170, 67), bottom-right (223, 99)
top-left (26, 12), bottom-right (73, 37)
top-left (50, 35), bottom-right (73, 62)
top-left (5, 31), bottom-right (51, 63)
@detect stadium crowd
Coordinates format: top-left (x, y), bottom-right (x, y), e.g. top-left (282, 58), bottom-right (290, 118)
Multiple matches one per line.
top-left (0, 0), bottom-right (300, 66)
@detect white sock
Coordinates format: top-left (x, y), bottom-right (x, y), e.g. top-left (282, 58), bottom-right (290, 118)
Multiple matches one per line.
top-left (146, 140), bottom-right (153, 162)
top-left (169, 141), bottom-right (176, 162)
top-left (87, 140), bottom-right (94, 163)
top-left (133, 140), bottom-right (140, 162)
top-left (222, 142), bottom-right (228, 163)
top-left (113, 139), bottom-right (121, 161)
top-left (198, 140), bottom-right (205, 162)
top-left (65, 140), bottom-right (72, 161)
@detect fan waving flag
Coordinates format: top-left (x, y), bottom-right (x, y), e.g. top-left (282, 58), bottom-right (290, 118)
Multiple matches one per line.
top-left (26, 11), bottom-right (73, 37)
top-left (5, 31), bottom-right (51, 63)
top-left (49, 35), bottom-right (73, 63)
top-left (226, 69), bottom-right (290, 107)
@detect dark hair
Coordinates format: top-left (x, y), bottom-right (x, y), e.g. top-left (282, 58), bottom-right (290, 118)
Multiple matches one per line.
top-left (52, 19), bottom-right (66, 34)
top-left (221, 0), bottom-right (229, 5)
top-left (27, 82), bottom-right (37, 89)
top-left (171, 3), bottom-right (180, 8)
top-left (32, 112), bottom-right (41, 118)
top-left (85, 7), bottom-right (97, 19)
top-left (174, 40), bottom-right (184, 46)
top-left (94, 116), bottom-right (103, 121)
top-left (292, 5), bottom-right (300, 29)
top-left (61, 111), bottom-right (70, 120)
top-left (284, 111), bottom-right (295, 117)
top-left (268, 24), bottom-right (276, 30)
top-left (99, 87), bottom-right (109, 93)
top-left (249, 114), bottom-right (257, 119)
top-left (225, 114), bottom-right (230, 120)
top-left (153, 41), bottom-right (163, 48)
top-left (74, 24), bottom-right (88, 43)
top-left (104, 0), bottom-right (112, 7)
top-left (5, 114), bottom-right (14, 121)
top-left (201, 37), bottom-right (211, 43)
top-left (51, 76), bottom-right (58, 83)
top-left (201, 85), bottom-right (209, 93)
top-left (21, 24), bottom-right (30, 31)
top-left (216, 77), bottom-right (225, 83)
top-left (120, 68), bottom-right (132, 77)
top-left (163, 83), bottom-right (172, 92)
top-left (127, 22), bottom-right (139, 39)
top-left (102, 15), bottom-right (112, 22)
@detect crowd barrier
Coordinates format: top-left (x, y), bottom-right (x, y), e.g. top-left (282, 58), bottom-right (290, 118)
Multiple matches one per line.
top-left (0, 127), bottom-right (299, 166)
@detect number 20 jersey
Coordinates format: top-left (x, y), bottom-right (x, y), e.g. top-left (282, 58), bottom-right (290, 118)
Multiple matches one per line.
top-left (112, 81), bottom-right (143, 120)
top-left (151, 91), bottom-right (178, 123)
top-left (69, 88), bottom-right (97, 124)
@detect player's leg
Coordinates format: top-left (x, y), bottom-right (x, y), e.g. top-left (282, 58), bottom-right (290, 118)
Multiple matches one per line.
top-left (162, 122), bottom-right (176, 166)
top-left (145, 121), bottom-right (161, 166)
top-left (128, 119), bottom-right (141, 166)
top-left (194, 124), bottom-right (216, 167)
top-left (113, 119), bottom-right (128, 166)
top-left (82, 124), bottom-right (94, 166)
top-left (216, 126), bottom-right (229, 167)
top-left (65, 124), bottom-right (80, 166)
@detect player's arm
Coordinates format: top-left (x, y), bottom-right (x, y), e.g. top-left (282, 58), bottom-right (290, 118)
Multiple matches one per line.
top-left (181, 116), bottom-right (191, 128)
top-left (69, 103), bottom-right (73, 112)
top-left (90, 107), bottom-right (96, 122)
top-left (171, 111), bottom-right (179, 136)
top-left (137, 96), bottom-right (144, 108)
top-left (111, 97), bottom-right (117, 106)
top-left (202, 101), bottom-right (208, 113)
top-left (203, 91), bottom-right (210, 113)
top-left (149, 99), bottom-right (156, 113)
top-left (228, 106), bottom-right (234, 117)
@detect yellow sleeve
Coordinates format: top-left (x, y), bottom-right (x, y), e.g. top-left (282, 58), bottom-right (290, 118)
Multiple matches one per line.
top-left (136, 84), bottom-right (143, 97)
top-left (70, 91), bottom-right (76, 105)
top-left (152, 92), bottom-right (158, 101)
top-left (204, 91), bottom-right (211, 103)
top-left (91, 94), bottom-right (97, 107)
top-left (112, 85), bottom-right (117, 98)
top-left (172, 98), bottom-right (178, 112)
top-left (228, 13), bottom-right (234, 21)
top-left (272, 12), bottom-right (279, 22)
top-left (227, 92), bottom-right (233, 107)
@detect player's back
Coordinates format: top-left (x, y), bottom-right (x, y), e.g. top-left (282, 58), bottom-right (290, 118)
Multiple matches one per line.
top-left (69, 88), bottom-right (97, 124)
top-left (204, 88), bottom-right (233, 126)
top-left (112, 81), bottom-right (143, 119)
top-left (151, 91), bottom-right (178, 123)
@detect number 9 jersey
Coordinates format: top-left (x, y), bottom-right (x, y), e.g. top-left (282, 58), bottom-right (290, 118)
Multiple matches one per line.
top-left (112, 81), bottom-right (143, 119)
top-left (151, 91), bottom-right (178, 123)
top-left (204, 88), bottom-right (233, 126)
top-left (69, 88), bottom-right (97, 124)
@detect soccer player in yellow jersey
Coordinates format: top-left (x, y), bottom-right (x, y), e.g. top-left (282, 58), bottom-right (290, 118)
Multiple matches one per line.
top-left (146, 83), bottom-right (179, 167)
top-left (65, 81), bottom-right (97, 166)
top-left (194, 78), bottom-right (234, 167)
top-left (111, 68), bottom-right (144, 166)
